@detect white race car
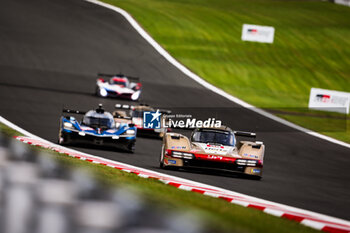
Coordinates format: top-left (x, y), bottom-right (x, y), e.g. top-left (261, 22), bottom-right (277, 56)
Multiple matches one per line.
top-left (95, 73), bottom-right (142, 101)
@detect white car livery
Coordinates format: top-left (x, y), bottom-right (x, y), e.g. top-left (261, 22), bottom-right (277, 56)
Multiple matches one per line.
top-left (95, 73), bottom-right (142, 101)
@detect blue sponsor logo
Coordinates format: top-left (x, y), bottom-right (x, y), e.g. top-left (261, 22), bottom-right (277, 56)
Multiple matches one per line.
top-left (143, 110), bottom-right (161, 129)
top-left (168, 160), bottom-right (177, 164)
top-left (252, 169), bottom-right (260, 173)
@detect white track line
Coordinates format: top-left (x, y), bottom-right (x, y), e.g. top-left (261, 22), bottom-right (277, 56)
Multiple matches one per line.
top-left (85, 0), bottom-right (350, 150)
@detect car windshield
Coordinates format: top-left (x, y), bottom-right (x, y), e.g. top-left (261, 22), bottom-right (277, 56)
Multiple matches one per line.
top-left (82, 111), bottom-right (115, 129)
top-left (192, 130), bottom-right (235, 146)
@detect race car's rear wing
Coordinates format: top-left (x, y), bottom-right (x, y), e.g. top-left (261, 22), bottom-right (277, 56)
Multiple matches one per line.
top-left (233, 131), bottom-right (256, 138)
top-left (97, 73), bottom-right (140, 82)
top-left (115, 104), bottom-right (134, 110)
top-left (126, 76), bottom-right (140, 82)
top-left (113, 104), bottom-right (133, 120)
top-left (114, 114), bottom-right (132, 120)
top-left (115, 104), bottom-right (171, 115)
top-left (62, 109), bottom-right (86, 115)
top-left (63, 104), bottom-right (105, 115)
top-left (158, 109), bottom-right (172, 115)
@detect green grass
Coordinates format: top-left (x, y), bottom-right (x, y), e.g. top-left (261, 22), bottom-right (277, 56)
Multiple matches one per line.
top-left (101, 0), bottom-right (350, 142)
top-left (0, 123), bottom-right (23, 137)
top-left (279, 113), bottom-right (349, 142)
top-left (0, 122), bottom-right (319, 233)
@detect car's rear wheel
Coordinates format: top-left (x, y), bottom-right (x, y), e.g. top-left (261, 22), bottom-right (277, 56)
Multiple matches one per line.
top-left (159, 159), bottom-right (165, 168)
top-left (159, 145), bottom-right (166, 168)
top-left (58, 131), bottom-right (70, 145)
top-left (126, 141), bottom-right (135, 153)
top-left (251, 175), bottom-right (262, 180)
top-left (96, 87), bottom-right (102, 97)
top-left (159, 146), bottom-right (177, 170)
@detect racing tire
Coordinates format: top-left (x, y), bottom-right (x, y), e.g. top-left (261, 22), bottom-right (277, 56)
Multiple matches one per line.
top-left (95, 87), bottom-right (102, 97)
top-left (126, 141), bottom-right (135, 153)
top-left (159, 157), bottom-right (175, 170)
top-left (159, 160), bottom-right (165, 169)
top-left (159, 145), bottom-right (166, 168)
top-left (159, 145), bottom-right (178, 170)
top-left (160, 161), bottom-right (171, 170)
top-left (252, 176), bottom-right (262, 181)
top-left (58, 132), bottom-right (70, 146)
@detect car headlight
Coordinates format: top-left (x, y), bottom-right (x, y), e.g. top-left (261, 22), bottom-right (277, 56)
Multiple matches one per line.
top-left (125, 129), bottom-right (135, 135)
top-left (236, 159), bottom-right (258, 166)
top-left (172, 151), bottom-right (183, 158)
top-left (247, 160), bottom-right (257, 166)
top-left (99, 88), bottom-right (108, 97)
top-left (131, 91), bottom-right (140, 101)
top-left (171, 151), bottom-right (194, 159)
top-left (63, 122), bottom-right (74, 129)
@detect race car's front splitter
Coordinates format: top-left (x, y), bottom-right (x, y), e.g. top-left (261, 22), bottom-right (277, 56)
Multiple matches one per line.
top-left (163, 155), bottom-right (262, 178)
top-left (61, 130), bottom-right (135, 151)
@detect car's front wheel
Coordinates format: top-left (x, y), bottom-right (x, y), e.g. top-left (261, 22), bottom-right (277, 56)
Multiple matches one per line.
top-left (95, 87), bottom-right (102, 97)
top-left (159, 159), bottom-right (165, 169)
top-left (58, 131), bottom-right (70, 145)
top-left (126, 141), bottom-right (135, 153)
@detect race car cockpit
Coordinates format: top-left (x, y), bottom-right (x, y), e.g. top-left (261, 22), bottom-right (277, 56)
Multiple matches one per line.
top-left (191, 128), bottom-right (236, 146)
top-left (82, 105), bottom-right (115, 129)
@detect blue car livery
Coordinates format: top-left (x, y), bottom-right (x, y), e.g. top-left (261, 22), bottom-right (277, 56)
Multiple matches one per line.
top-left (58, 104), bottom-right (137, 153)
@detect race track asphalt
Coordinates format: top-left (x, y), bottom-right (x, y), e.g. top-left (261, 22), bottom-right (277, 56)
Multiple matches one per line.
top-left (0, 0), bottom-right (349, 220)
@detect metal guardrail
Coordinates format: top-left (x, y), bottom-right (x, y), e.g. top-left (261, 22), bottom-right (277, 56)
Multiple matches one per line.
top-left (0, 132), bottom-right (205, 233)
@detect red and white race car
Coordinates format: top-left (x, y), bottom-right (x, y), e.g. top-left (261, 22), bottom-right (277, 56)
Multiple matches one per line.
top-left (160, 126), bottom-right (265, 179)
top-left (95, 73), bottom-right (142, 101)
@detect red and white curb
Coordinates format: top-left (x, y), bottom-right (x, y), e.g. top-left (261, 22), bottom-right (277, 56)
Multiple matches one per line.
top-left (15, 135), bottom-right (350, 233)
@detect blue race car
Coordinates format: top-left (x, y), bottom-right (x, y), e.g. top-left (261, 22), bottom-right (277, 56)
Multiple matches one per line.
top-left (58, 104), bottom-right (137, 153)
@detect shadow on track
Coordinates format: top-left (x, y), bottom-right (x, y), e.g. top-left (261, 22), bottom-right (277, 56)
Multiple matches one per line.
top-left (151, 166), bottom-right (262, 181)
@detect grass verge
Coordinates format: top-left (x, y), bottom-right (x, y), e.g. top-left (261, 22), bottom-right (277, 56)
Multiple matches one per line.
top-left (0, 121), bottom-right (320, 233)
top-left (100, 0), bottom-right (350, 143)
